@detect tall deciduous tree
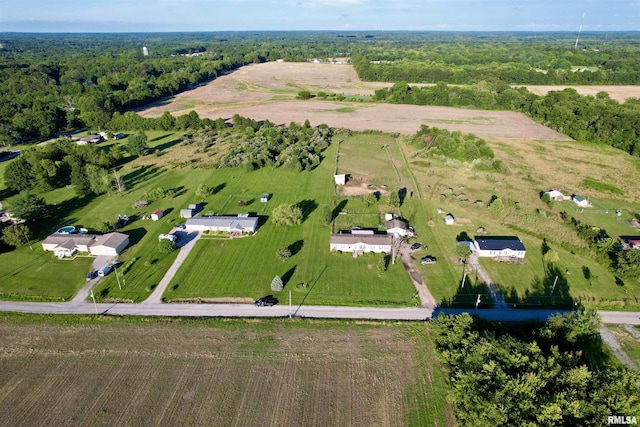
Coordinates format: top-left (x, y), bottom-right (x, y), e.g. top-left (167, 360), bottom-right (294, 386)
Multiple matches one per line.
top-left (10, 192), bottom-right (46, 221)
top-left (1, 224), bottom-right (31, 248)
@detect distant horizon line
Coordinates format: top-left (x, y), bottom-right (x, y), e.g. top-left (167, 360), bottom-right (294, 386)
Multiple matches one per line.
top-left (2, 29), bottom-right (639, 34)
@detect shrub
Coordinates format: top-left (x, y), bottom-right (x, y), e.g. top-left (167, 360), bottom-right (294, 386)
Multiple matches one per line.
top-left (271, 275), bottom-right (284, 291)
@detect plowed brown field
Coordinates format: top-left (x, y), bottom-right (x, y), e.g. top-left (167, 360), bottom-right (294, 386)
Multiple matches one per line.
top-left (0, 316), bottom-right (454, 427)
top-left (138, 61), bottom-right (635, 139)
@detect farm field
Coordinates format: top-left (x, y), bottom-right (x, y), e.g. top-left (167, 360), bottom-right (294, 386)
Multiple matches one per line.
top-left (0, 314), bottom-right (455, 427)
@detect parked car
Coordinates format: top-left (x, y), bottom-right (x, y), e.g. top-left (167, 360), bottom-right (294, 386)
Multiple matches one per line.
top-left (254, 295), bottom-right (278, 307)
top-left (158, 233), bottom-right (177, 242)
top-left (410, 243), bottom-right (422, 250)
top-left (421, 256), bottom-right (437, 265)
top-left (86, 270), bottom-right (98, 280)
top-left (97, 265), bottom-right (113, 277)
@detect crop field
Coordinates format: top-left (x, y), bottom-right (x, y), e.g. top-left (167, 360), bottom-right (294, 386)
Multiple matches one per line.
top-left (0, 314), bottom-right (455, 427)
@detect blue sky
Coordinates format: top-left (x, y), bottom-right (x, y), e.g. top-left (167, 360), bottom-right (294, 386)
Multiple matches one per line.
top-left (0, 0), bottom-right (638, 32)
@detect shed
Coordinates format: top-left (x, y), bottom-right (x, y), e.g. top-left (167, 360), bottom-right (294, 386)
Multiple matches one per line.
top-left (572, 195), bottom-right (590, 208)
top-left (188, 203), bottom-right (201, 212)
top-left (261, 194), bottom-right (270, 203)
top-left (151, 209), bottom-right (163, 221)
top-left (180, 208), bottom-right (195, 219)
top-left (444, 214), bottom-right (455, 225)
top-left (334, 174), bottom-right (346, 185)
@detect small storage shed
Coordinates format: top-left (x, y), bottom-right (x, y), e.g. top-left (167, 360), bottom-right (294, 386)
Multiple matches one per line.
top-left (151, 209), bottom-right (163, 221)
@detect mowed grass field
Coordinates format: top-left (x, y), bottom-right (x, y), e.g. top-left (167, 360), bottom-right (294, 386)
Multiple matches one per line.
top-left (166, 142), bottom-right (417, 306)
top-left (0, 314), bottom-right (455, 427)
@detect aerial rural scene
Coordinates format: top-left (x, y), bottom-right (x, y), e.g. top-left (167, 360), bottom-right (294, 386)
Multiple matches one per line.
top-left (1, 0), bottom-right (640, 425)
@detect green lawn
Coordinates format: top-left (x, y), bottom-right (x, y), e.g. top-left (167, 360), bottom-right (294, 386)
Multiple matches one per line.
top-left (0, 246), bottom-right (92, 301)
top-left (166, 144), bottom-right (417, 306)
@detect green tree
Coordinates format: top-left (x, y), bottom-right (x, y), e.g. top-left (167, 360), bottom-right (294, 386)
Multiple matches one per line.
top-left (158, 238), bottom-right (176, 254)
top-left (271, 275), bottom-right (284, 292)
top-left (364, 193), bottom-right (377, 206)
top-left (1, 224), bottom-right (31, 248)
top-left (127, 132), bottom-right (149, 156)
top-left (297, 90), bottom-right (312, 100)
top-left (196, 184), bottom-right (212, 200)
top-left (455, 243), bottom-right (472, 261)
top-left (85, 164), bottom-right (110, 195)
top-left (321, 204), bottom-right (332, 226)
top-left (4, 157), bottom-right (34, 192)
top-left (272, 204), bottom-right (303, 226)
top-left (277, 246), bottom-right (291, 262)
top-left (388, 191), bottom-right (400, 208)
top-left (10, 192), bottom-right (46, 221)
top-left (488, 197), bottom-right (505, 215)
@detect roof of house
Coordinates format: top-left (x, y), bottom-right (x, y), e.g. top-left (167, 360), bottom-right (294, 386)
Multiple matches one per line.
top-left (186, 216), bottom-right (258, 229)
top-left (573, 195), bottom-right (585, 202)
top-left (330, 233), bottom-right (393, 246)
top-left (152, 209), bottom-right (163, 215)
top-left (474, 236), bottom-right (526, 252)
top-left (385, 219), bottom-right (408, 230)
top-left (42, 234), bottom-right (96, 247)
top-left (92, 232), bottom-right (129, 249)
top-left (545, 190), bottom-right (564, 196)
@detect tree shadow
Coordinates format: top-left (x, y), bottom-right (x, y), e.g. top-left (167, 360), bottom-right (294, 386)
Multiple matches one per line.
top-left (123, 165), bottom-right (162, 189)
top-left (211, 183), bottom-right (226, 195)
top-left (456, 231), bottom-right (471, 242)
top-left (172, 186), bottom-right (187, 198)
top-left (296, 199), bottom-right (318, 223)
top-left (281, 265), bottom-right (297, 288)
top-left (496, 264), bottom-right (574, 309)
top-left (541, 238), bottom-right (551, 256)
top-left (439, 278), bottom-right (495, 309)
top-left (155, 138), bottom-right (181, 152)
top-left (331, 199), bottom-right (348, 222)
top-left (287, 240), bottom-right (304, 256)
top-left (124, 227), bottom-right (147, 246)
top-left (398, 187), bottom-right (407, 206)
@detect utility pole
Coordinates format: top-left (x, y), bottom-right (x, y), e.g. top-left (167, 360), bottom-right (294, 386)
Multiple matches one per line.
top-left (289, 290), bottom-right (292, 319)
top-left (90, 290), bottom-right (98, 315)
top-left (115, 266), bottom-right (122, 290)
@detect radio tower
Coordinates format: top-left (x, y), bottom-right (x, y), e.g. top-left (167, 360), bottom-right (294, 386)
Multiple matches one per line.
top-left (574, 12), bottom-right (585, 49)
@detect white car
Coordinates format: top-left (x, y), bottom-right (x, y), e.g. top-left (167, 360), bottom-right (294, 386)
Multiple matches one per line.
top-left (158, 233), bottom-right (177, 242)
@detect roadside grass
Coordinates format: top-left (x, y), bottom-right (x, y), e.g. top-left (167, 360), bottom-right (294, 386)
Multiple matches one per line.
top-left (608, 325), bottom-right (640, 367)
top-left (0, 314), bottom-right (455, 426)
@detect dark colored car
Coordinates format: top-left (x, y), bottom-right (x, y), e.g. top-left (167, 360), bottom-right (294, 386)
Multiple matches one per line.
top-left (410, 243), bottom-right (422, 250)
top-left (255, 295), bottom-right (278, 307)
top-left (86, 270), bottom-right (98, 280)
top-left (421, 256), bottom-right (437, 265)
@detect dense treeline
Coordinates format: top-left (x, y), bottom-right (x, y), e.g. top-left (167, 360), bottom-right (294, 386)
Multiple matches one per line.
top-left (374, 82), bottom-right (640, 157)
top-left (432, 310), bottom-right (640, 426)
top-left (3, 32), bottom-right (640, 147)
top-left (3, 139), bottom-right (121, 197)
top-left (352, 32), bottom-right (640, 85)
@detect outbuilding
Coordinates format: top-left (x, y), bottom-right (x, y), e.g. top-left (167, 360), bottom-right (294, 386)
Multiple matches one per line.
top-left (151, 209), bottom-right (163, 221)
top-left (89, 232), bottom-right (130, 256)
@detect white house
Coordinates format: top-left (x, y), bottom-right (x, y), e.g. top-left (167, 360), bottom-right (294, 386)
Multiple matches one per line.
top-left (334, 174), bottom-right (346, 185)
top-left (543, 190), bottom-right (566, 201)
top-left (42, 232), bottom-right (129, 258)
top-left (89, 233), bottom-right (130, 256)
top-left (572, 195), bottom-right (591, 208)
top-left (330, 232), bottom-right (393, 254)
top-left (474, 237), bottom-right (526, 259)
top-left (385, 218), bottom-right (409, 237)
top-left (151, 209), bottom-right (164, 221)
top-left (444, 214), bottom-right (455, 225)
top-left (185, 215), bottom-right (258, 234)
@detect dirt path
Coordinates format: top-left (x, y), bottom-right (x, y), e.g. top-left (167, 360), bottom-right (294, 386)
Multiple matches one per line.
top-left (398, 242), bottom-right (437, 309)
top-left (141, 230), bottom-right (201, 304)
top-left (467, 253), bottom-right (508, 309)
top-left (600, 326), bottom-right (637, 369)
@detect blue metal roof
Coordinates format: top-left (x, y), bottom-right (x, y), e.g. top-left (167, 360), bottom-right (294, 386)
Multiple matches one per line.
top-left (474, 237), bottom-right (526, 251)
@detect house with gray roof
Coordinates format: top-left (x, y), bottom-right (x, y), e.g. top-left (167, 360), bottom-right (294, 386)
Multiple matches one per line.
top-left (330, 232), bottom-right (393, 254)
top-left (42, 231), bottom-right (129, 258)
top-left (185, 215), bottom-right (258, 234)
